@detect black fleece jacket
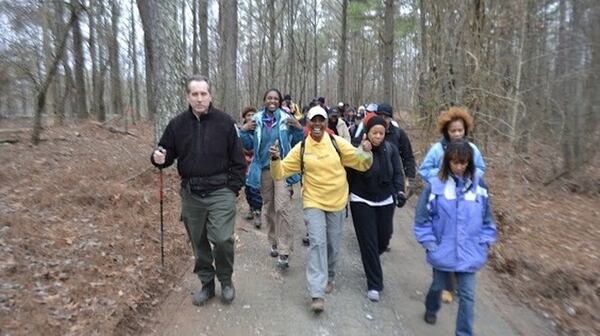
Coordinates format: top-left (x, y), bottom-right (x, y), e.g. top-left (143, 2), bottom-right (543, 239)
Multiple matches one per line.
top-left (150, 104), bottom-right (246, 194)
top-left (385, 125), bottom-right (416, 179)
top-left (347, 141), bottom-right (405, 202)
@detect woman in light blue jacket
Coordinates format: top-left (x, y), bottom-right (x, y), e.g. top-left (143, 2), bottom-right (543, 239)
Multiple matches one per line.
top-left (414, 140), bottom-right (496, 336)
top-left (419, 106), bottom-right (486, 181)
top-left (418, 106), bottom-right (486, 303)
top-left (239, 88), bottom-right (304, 268)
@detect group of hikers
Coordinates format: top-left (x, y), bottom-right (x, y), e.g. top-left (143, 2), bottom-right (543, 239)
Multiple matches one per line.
top-left (151, 75), bottom-right (497, 336)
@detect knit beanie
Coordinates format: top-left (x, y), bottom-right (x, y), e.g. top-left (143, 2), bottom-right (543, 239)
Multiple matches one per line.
top-left (366, 115), bottom-right (387, 132)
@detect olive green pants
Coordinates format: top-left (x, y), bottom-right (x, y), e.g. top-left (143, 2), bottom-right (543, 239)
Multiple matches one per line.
top-left (181, 186), bottom-right (236, 286)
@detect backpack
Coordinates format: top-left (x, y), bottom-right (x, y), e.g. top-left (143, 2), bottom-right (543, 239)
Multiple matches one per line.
top-left (299, 133), bottom-right (341, 178)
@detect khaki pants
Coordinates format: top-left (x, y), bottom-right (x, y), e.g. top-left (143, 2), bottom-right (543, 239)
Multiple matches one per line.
top-left (260, 169), bottom-right (298, 256)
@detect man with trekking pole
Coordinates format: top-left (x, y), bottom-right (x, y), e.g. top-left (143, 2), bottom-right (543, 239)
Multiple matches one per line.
top-left (151, 74), bottom-right (246, 306)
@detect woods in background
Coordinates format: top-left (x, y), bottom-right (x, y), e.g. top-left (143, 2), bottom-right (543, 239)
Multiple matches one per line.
top-left (0, 0), bottom-right (598, 175)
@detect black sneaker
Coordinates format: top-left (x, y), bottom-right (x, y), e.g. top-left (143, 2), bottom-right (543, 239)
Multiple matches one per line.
top-left (277, 255), bottom-right (289, 269)
top-left (424, 311), bottom-right (437, 324)
top-left (192, 281), bottom-right (215, 306)
top-left (270, 245), bottom-right (279, 257)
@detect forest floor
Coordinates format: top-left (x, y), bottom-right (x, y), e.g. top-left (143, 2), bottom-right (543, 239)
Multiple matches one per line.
top-left (0, 119), bottom-right (597, 335)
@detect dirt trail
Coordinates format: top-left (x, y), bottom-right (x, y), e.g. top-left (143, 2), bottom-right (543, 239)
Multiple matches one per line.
top-left (142, 188), bottom-right (555, 336)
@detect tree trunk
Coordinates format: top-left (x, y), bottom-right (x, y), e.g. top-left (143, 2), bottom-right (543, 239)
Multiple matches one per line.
top-left (337, 0), bottom-right (348, 103)
top-left (71, 0), bottom-right (88, 119)
top-left (109, 0), bottom-right (124, 119)
top-left (417, 0), bottom-right (429, 118)
top-left (137, 0), bottom-right (186, 142)
top-left (89, 0), bottom-right (100, 120)
top-left (198, 0), bottom-right (209, 78)
top-left (217, 0), bottom-right (239, 117)
top-left (33, 3), bottom-right (83, 144)
top-left (312, 0), bottom-right (318, 97)
top-left (382, 0), bottom-right (395, 103)
top-left (182, 0), bottom-right (187, 69)
top-left (192, 0), bottom-right (198, 73)
top-left (286, 0), bottom-right (296, 95)
top-left (130, 0), bottom-right (141, 121)
top-left (42, 0), bottom-right (56, 121)
top-left (268, 0), bottom-right (276, 85)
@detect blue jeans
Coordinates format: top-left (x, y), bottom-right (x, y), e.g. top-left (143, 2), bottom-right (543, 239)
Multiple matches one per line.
top-left (425, 269), bottom-right (476, 336)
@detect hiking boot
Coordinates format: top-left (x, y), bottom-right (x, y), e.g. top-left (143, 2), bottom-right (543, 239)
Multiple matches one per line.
top-left (441, 290), bottom-right (454, 303)
top-left (221, 283), bottom-right (235, 304)
top-left (277, 255), bottom-right (289, 269)
top-left (253, 211), bottom-right (262, 229)
top-left (325, 281), bottom-right (335, 294)
top-left (270, 245), bottom-right (279, 258)
top-left (424, 311), bottom-right (437, 324)
top-left (311, 298), bottom-right (325, 313)
top-left (302, 233), bottom-right (310, 246)
top-left (367, 290), bottom-right (380, 302)
top-left (192, 281), bottom-right (215, 306)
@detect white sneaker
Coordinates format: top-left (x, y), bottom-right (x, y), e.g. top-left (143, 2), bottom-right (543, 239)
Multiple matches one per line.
top-left (367, 290), bottom-right (379, 302)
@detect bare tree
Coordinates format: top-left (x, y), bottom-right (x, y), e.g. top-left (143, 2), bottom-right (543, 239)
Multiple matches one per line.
top-left (217, 0), bottom-right (238, 116)
top-left (337, 0), bottom-right (348, 103)
top-left (109, 0), bottom-right (123, 118)
top-left (191, 0), bottom-right (198, 73)
top-left (198, 0), bottom-right (209, 78)
top-left (32, 2), bottom-right (84, 143)
top-left (137, 0), bottom-right (186, 141)
top-left (71, 0), bottom-right (88, 119)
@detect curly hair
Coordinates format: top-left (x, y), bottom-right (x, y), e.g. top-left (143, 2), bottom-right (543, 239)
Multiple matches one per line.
top-left (436, 106), bottom-right (474, 140)
top-left (242, 106), bottom-right (256, 119)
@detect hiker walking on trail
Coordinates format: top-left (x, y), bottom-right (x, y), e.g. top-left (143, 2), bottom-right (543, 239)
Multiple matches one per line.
top-left (239, 88), bottom-right (304, 269)
top-left (239, 107), bottom-right (263, 228)
top-left (418, 106), bottom-right (487, 304)
top-left (373, 103), bottom-right (417, 199)
top-left (347, 115), bottom-right (406, 302)
top-left (419, 106), bottom-right (486, 181)
top-left (150, 75), bottom-right (246, 306)
top-left (269, 105), bottom-right (373, 313)
top-left (414, 140), bottom-right (496, 336)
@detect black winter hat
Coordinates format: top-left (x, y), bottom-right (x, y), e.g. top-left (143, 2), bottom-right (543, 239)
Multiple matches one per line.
top-left (284, 94), bottom-right (292, 101)
top-left (376, 103), bottom-right (393, 117)
top-left (366, 115), bottom-right (387, 132)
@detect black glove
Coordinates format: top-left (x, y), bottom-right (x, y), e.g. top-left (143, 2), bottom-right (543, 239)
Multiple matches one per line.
top-left (395, 191), bottom-right (407, 208)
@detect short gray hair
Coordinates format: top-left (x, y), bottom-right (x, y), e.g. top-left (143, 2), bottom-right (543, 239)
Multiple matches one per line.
top-left (185, 74), bottom-right (211, 93)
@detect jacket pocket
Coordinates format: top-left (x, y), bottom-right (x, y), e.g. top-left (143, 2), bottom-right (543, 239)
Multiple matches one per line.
top-left (427, 238), bottom-right (455, 270)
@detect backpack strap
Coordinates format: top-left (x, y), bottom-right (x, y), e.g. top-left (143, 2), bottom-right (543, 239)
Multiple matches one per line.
top-left (329, 134), bottom-right (341, 158)
top-left (300, 137), bottom-right (306, 179)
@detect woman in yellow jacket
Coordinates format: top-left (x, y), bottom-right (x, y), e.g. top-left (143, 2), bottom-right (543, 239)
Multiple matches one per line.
top-left (269, 106), bottom-right (373, 313)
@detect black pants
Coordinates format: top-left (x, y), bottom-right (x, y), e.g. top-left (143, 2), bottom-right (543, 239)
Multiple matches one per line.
top-left (350, 201), bottom-right (395, 291)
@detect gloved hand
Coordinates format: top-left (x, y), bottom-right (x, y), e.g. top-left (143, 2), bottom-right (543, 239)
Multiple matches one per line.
top-left (406, 177), bottom-right (417, 199)
top-left (395, 191), bottom-right (407, 208)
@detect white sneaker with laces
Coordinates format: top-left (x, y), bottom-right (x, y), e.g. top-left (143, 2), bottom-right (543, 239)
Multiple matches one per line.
top-left (367, 290), bottom-right (380, 302)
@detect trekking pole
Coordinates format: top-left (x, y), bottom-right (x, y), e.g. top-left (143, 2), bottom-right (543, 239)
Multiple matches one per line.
top-left (159, 167), bottom-right (165, 267)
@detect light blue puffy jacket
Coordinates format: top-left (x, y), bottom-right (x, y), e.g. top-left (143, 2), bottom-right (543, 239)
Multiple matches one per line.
top-left (414, 175), bottom-right (497, 272)
top-left (419, 138), bottom-right (486, 180)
